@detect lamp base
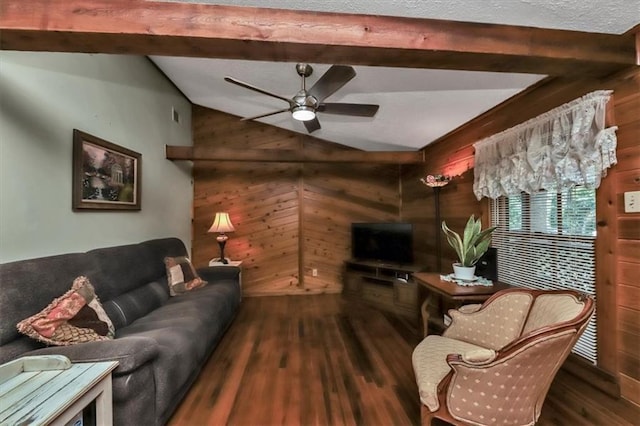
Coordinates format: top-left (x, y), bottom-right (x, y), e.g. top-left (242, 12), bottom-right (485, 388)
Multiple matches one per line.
top-left (216, 238), bottom-right (228, 264)
top-left (212, 257), bottom-right (229, 265)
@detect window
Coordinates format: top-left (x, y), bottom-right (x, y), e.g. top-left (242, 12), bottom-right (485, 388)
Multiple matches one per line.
top-left (490, 187), bottom-right (597, 364)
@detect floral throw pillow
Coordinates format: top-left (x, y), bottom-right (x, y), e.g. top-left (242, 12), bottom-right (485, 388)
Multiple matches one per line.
top-left (164, 256), bottom-right (207, 296)
top-left (17, 276), bottom-right (115, 346)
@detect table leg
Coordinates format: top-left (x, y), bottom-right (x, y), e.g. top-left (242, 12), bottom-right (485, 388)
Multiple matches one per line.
top-left (95, 375), bottom-right (114, 426)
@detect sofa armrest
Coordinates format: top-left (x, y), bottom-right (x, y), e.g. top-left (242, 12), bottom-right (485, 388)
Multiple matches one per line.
top-left (25, 336), bottom-right (159, 375)
top-left (198, 266), bottom-right (240, 282)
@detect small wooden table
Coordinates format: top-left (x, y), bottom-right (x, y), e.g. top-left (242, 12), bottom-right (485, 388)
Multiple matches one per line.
top-left (413, 272), bottom-right (512, 336)
top-left (209, 259), bottom-right (243, 299)
top-left (0, 355), bottom-right (118, 426)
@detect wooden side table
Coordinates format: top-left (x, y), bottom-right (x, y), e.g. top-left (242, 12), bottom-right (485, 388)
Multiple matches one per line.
top-left (209, 259), bottom-right (243, 298)
top-left (0, 355), bottom-right (118, 426)
top-left (413, 272), bottom-right (512, 337)
top-left (209, 259), bottom-right (243, 268)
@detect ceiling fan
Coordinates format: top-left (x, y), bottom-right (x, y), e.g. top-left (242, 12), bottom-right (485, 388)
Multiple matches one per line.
top-left (224, 63), bottom-right (379, 133)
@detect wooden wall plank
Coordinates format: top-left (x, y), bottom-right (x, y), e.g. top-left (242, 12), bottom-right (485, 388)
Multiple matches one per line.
top-left (619, 374), bottom-right (640, 406)
top-left (618, 240), bottom-right (640, 264)
top-left (619, 307), bottom-right (640, 335)
top-left (192, 107), bottom-right (301, 296)
top-left (615, 72), bottom-right (640, 394)
top-left (619, 262), bottom-right (640, 287)
top-left (302, 141), bottom-right (400, 293)
top-left (618, 285), bottom-right (640, 311)
top-left (192, 107), bottom-right (401, 296)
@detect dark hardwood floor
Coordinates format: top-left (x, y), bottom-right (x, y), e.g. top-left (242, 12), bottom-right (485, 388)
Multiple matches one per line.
top-left (168, 294), bottom-right (639, 426)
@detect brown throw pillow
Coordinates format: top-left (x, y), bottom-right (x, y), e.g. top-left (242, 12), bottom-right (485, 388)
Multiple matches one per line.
top-left (164, 256), bottom-right (207, 296)
top-left (17, 276), bottom-right (115, 346)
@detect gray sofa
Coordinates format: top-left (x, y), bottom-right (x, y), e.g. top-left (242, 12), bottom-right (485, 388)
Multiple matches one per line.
top-left (0, 237), bottom-right (241, 426)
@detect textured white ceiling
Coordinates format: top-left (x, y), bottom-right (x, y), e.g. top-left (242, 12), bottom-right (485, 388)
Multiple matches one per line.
top-left (151, 1), bottom-right (639, 151)
top-left (169, 0), bottom-right (638, 34)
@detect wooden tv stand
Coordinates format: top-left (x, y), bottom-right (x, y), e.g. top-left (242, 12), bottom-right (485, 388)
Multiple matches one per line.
top-left (343, 260), bottom-right (422, 319)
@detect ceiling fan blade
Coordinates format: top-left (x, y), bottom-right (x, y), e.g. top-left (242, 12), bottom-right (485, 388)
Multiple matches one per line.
top-left (308, 65), bottom-right (356, 103)
top-left (303, 117), bottom-right (321, 133)
top-left (240, 108), bottom-right (291, 121)
top-left (224, 77), bottom-right (293, 106)
top-left (318, 103), bottom-right (380, 117)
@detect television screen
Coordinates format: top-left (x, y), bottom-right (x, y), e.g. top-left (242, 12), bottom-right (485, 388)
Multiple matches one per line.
top-left (351, 222), bottom-right (413, 264)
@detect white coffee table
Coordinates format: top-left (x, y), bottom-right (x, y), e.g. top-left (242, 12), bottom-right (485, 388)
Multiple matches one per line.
top-left (0, 355), bottom-right (118, 426)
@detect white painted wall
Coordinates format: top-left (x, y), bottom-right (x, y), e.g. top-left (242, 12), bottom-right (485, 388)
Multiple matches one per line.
top-left (0, 52), bottom-right (193, 263)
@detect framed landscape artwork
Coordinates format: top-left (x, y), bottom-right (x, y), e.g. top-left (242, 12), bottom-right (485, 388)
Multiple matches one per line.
top-left (72, 129), bottom-right (141, 211)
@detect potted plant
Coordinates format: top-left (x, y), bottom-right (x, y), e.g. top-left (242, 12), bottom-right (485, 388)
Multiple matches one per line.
top-left (442, 215), bottom-right (497, 280)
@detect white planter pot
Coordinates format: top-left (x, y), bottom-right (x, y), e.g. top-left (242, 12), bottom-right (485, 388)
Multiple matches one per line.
top-left (453, 263), bottom-right (476, 281)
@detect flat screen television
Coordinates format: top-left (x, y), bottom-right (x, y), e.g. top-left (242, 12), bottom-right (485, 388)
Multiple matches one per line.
top-left (351, 222), bottom-right (413, 264)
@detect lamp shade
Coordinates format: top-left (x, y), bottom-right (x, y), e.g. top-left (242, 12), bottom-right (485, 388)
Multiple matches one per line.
top-left (208, 212), bottom-right (235, 234)
top-left (420, 174), bottom-right (450, 188)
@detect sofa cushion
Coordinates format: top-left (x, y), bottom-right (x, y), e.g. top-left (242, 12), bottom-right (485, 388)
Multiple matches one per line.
top-left (16, 276), bottom-right (115, 346)
top-left (164, 257), bottom-right (207, 296)
top-left (115, 280), bottom-right (240, 417)
top-left (103, 280), bottom-right (169, 329)
top-left (412, 335), bottom-right (487, 412)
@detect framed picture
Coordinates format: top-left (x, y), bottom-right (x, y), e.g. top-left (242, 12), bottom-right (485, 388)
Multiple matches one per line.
top-left (72, 129), bottom-right (141, 211)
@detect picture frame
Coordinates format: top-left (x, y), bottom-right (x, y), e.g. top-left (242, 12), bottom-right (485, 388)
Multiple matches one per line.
top-left (72, 129), bottom-right (141, 211)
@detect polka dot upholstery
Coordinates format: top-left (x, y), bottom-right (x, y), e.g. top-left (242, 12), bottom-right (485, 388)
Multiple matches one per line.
top-left (412, 289), bottom-right (594, 426)
top-left (447, 331), bottom-right (576, 425)
top-left (444, 292), bottom-right (533, 350)
top-left (412, 335), bottom-right (489, 411)
top-left (522, 294), bottom-right (585, 335)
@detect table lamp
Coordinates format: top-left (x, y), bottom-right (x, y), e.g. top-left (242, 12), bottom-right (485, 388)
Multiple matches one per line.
top-left (208, 212), bottom-right (235, 264)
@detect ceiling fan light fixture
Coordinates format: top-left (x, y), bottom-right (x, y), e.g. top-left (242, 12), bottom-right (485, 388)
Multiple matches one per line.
top-left (291, 106), bottom-right (316, 121)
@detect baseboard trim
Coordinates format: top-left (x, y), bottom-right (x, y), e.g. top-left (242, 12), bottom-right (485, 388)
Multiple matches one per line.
top-left (562, 353), bottom-right (620, 398)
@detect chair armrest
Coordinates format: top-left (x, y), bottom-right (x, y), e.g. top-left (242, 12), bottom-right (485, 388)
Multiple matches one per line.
top-left (457, 304), bottom-right (482, 314)
top-left (442, 330), bottom-right (578, 425)
top-left (25, 336), bottom-right (159, 375)
top-left (197, 266), bottom-right (240, 282)
top-left (456, 348), bottom-right (497, 364)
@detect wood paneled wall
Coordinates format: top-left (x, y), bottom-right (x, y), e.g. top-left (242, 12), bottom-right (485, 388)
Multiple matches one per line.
top-left (401, 166), bottom-right (482, 270)
top-left (192, 107), bottom-right (400, 297)
top-left (610, 69), bottom-right (640, 404)
top-left (401, 68), bottom-right (640, 405)
top-left (302, 140), bottom-right (401, 292)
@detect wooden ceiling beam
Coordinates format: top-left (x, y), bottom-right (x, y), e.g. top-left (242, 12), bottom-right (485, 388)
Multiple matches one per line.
top-left (165, 145), bottom-right (424, 164)
top-left (1, 0), bottom-right (636, 77)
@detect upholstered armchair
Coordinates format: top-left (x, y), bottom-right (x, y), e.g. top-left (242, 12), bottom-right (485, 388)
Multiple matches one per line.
top-left (412, 288), bottom-right (594, 426)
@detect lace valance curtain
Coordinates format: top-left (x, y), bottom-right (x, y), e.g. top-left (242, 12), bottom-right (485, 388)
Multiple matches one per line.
top-left (473, 90), bottom-right (618, 200)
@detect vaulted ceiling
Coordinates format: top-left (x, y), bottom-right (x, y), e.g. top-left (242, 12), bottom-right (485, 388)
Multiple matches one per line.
top-left (1, 0), bottom-right (637, 152)
top-left (150, 0), bottom-right (637, 151)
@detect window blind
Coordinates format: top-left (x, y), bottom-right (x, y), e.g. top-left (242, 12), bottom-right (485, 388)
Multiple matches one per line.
top-left (490, 187), bottom-right (597, 364)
